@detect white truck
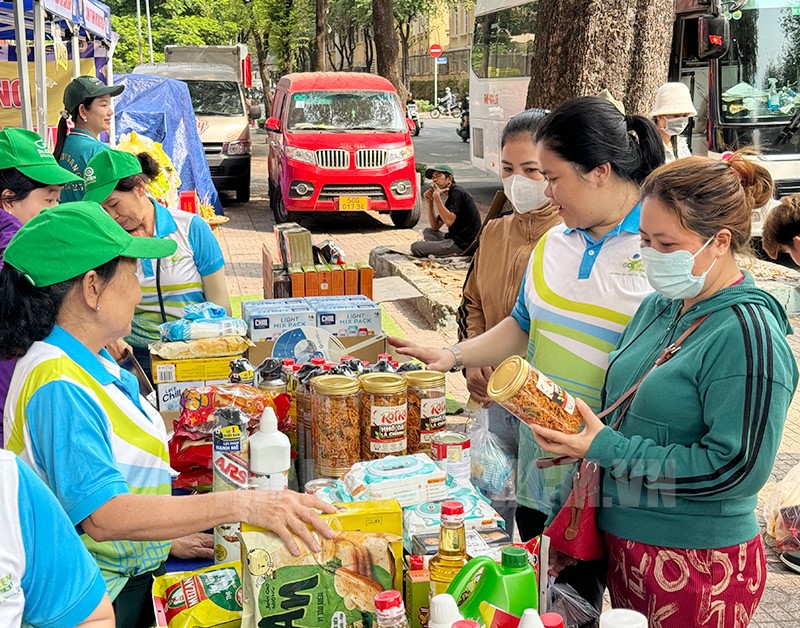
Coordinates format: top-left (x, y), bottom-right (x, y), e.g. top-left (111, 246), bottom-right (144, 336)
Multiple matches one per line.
top-left (134, 45), bottom-right (259, 203)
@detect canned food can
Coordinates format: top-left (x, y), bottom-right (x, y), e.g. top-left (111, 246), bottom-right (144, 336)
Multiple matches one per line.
top-left (431, 431), bottom-right (471, 482)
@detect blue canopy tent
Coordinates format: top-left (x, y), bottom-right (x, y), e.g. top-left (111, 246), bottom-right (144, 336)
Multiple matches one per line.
top-left (114, 73), bottom-right (223, 213)
top-left (0, 0), bottom-right (115, 139)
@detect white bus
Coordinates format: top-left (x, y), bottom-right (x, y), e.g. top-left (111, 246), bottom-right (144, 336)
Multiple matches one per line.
top-left (469, 0), bottom-right (537, 178)
top-left (469, 0), bottom-right (800, 234)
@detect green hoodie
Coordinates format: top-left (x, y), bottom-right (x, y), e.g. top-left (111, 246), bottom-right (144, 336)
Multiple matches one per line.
top-left (587, 273), bottom-right (799, 549)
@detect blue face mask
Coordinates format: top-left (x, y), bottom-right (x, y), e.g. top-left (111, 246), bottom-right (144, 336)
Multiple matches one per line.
top-left (640, 237), bottom-right (716, 300)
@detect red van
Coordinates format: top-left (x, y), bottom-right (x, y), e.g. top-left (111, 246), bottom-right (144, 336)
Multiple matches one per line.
top-left (266, 72), bottom-right (420, 227)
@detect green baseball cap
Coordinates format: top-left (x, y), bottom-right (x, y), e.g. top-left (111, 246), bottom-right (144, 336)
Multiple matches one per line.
top-left (83, 149), bottom-right (142, 204)
top-left (4, 201), bottom-right (177, 287)
top-left (64, 75), bottom-right (124, 113)
top-left (424, 164), bottom-right (455, 179)
top-left (0, 128), bottom-right (82, 185)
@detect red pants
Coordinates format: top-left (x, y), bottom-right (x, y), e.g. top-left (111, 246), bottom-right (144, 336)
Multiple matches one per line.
top-left (605, 532), bottom-right (766, 627)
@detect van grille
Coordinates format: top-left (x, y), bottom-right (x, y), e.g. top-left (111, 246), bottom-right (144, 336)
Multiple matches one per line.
top-left (356, 149), bottom-right (387, 169)
top-left (776, 179), bottom-right (800, 198)
top-left (315, 149), bottom-right (350, 169)
top-left (319, 184), bottom-right (387, 201)
top-left (204, 143), bottom-right (224, 155)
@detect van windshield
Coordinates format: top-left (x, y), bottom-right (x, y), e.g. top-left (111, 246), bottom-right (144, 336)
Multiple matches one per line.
top-left (184, 80), bottom-right (244, 117)
top-left (286, 90), bottom-right (407, 131)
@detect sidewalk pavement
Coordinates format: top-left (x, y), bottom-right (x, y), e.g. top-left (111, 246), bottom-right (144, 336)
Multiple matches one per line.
top-left (217, 183), bottom-right (800, 627)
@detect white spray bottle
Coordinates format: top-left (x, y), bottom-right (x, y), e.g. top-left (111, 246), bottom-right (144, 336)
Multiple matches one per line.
top-left (249, 407), bottom-right (291, 490)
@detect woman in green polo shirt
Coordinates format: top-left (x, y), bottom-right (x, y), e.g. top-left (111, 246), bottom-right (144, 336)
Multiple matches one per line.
top-left (54, 75), bottom-right (124, 203)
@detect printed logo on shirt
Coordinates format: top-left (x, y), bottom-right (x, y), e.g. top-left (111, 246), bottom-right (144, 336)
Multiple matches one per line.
top-left (0, 573), bottom-right (12, 594)
top-left (609, 252), bottom-right (646, 279)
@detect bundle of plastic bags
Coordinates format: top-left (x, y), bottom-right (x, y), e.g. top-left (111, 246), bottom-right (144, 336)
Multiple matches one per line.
top-left (158, 302), bottom-right (248, 343)
top-left (470, 407), bottom-right (516, 502)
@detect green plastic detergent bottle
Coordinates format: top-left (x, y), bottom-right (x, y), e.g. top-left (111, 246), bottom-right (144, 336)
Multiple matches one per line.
top-left (446, 546), bottom-right (538, 621)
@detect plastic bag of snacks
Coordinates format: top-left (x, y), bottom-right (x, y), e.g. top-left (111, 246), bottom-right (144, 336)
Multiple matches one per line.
top-left (169, 384), bottom-right (292, 492)
top-left (764, 461), bottom-right (800, 551)
top-left (470, 408), bottom-right (516, 501)
top-left (160, 317), bottom-right (248, 342)
top-left (150, 337), bottom-right (253, 360)
top-left (152, 562), bottom-right (242, 628)
top-left (184, 302), bottom-right (227, 320)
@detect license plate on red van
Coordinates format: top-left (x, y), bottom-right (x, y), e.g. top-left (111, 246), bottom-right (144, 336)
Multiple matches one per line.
top-left (339, 196), bottom-right (369, 211)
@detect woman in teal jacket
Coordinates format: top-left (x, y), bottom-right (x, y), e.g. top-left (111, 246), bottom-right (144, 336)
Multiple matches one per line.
top-left (532, 154), bottom-right (798, 626)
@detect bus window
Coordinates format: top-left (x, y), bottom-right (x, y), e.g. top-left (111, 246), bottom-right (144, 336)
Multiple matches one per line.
top-left (719, 0), bottom-right (800, 123)
top-left (471, 3), bottom-right (538, 79)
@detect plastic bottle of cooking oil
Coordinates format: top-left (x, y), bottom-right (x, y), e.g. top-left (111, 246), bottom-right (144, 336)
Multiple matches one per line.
top-left (429, 501), bottom-right (468, 598)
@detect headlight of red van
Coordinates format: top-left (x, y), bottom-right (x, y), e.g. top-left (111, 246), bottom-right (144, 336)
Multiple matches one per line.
top-left (286, 146), bottom-right (317, 165)
top-left (386, 145), bottom-right (414, 165)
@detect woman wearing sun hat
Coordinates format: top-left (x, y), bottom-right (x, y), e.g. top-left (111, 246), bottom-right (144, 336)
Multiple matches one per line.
top-left (54, 75), bottom-right (124, 202)
top-left (0, 127), bottom-right (83, 435)
top-left (651, 82), bottom-right (698, 163)
top-left (83, 148), bottom-right (230, 378)
top-left (0, 201), bottom-right (335, 628)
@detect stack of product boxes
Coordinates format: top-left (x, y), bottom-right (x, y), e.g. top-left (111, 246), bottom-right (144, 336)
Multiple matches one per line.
top-left (263, 224), bottom-right (374, 299)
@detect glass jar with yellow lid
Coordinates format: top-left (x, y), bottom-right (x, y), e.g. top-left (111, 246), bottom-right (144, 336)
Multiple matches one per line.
top-left (487, 355), bottom-right (582, 434)
top-left (359, 372), bottom-right (408, 460)
top-left (310, 374), bottom-right (361, 477)
top-left (403, 370), bottom-right (446, 455)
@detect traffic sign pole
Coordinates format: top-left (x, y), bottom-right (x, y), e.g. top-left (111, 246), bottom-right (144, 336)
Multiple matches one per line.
top-left (428, 44), bottom-right (443, 110)
top-left (434, 58), bottom-right (438, 110)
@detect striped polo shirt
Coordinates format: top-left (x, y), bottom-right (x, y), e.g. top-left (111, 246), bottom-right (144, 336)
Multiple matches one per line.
top-left (510, 205), bottom-right (652, 513)
top-left (0, 450), bottom-right (106, 627)
top-left (128, 199), bottom-right (225, 348)
top-left (4, 326), bottom-right (172, 599)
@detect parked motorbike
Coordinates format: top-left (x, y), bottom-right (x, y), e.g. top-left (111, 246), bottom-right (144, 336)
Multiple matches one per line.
top-left (456, 106), bottom-right (470, 142)
top-left (406, 102), bottom-right (423, 136)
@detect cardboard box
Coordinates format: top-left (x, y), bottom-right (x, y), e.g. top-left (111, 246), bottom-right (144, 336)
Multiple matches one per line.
top-left (242, 500), bottom-right (403, 591)
top-left (241, 298), bottom-right (316, 342)
top-left (281, 227), bottom-right (315, 268)
top-left (159, 410), bottom-right (180, 435)
top-left (329, 264), bottom-right (344, 296)
top-left (306, 296), bottom-right (382, 338)
top-left (247, 333), bottom-right (388, 366)
top-left (289, 266), bottom-right (305, 297)
top-left (343, 264), bottom-right (359, 295)
top-left (302, 265), bottom-right (319, 297)
top-left (272, 222), bottom-right (300, 264)
top-left (151, 354), bottom-right (242, 384)
top-left (262, 245), bottom-right (274, 299)
top-left (316, 264), bottom-right (332, 297)
top-left (357, 262), bottom-right (374, 299)
top-left (405, 568), bottom-right (431, 628)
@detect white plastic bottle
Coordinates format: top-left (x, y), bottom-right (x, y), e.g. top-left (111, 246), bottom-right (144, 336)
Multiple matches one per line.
top-left (249, 407), bottom-right (291, 490)
top-left (599, 609), bottom-right (648, 627)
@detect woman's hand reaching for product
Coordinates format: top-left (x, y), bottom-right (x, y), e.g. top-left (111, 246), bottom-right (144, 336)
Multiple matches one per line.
top-left (388, 337), bottom-right (456, 372)
top-left (529, 398), bottom-right (605, 459)
top-left (170, 532), bottom-right (214, 560)
top-left (240, 490), bottom-right (337, 557)
top-left (466, 366), bottom-right (493, 406)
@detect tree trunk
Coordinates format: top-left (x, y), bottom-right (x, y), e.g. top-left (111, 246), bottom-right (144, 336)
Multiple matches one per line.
top-left (372, 0), bottom-right (405, 99)
top-left (526, 0), bottom-right (673, 117)
top-left (312, 0), bottom-right (328, 71)
top-left (253, 30), bottom-right (272, 113)
top-left (364, 28), bottom-right (375, 72)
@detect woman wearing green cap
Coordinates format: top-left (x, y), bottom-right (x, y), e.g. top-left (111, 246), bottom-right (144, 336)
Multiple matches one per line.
top-left (83, 148), bottom-right (230, 379)
top-left (0, 201), bottom-right (335, 628)
top-left (54, 75), bottom-right (124, 203)
top-left (0, 127), bottom-right (83, 438)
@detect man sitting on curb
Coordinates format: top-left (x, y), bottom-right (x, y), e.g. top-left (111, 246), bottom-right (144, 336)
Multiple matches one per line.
top-left (410, 164), bottom-right (481, 258)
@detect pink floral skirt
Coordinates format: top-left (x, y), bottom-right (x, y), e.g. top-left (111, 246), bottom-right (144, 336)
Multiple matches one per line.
top-left (605, 532), bottom-right (766, 628)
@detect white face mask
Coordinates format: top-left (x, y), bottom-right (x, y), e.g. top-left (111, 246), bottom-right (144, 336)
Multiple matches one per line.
top-left (640, 236), bottom-right (716, 300)
top-left (664, 116), bottom-right (689, 136)
top-left (502, 174), bottom-right (549, 214)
